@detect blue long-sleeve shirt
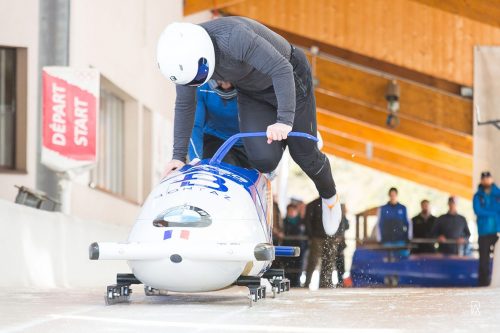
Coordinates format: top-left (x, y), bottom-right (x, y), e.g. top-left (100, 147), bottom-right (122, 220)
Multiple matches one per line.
top-left (473, 183), bottom-right (500, 236)
top-left (376, 202), bottom-right (412, 243)
top-left (188, 82), bottom-right (240, 160)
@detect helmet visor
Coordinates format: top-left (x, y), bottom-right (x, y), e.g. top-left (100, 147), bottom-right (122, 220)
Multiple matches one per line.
top-left (186, 57), bottom-right (209, 87)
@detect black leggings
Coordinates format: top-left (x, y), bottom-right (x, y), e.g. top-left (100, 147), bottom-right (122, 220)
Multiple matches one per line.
top-left (237, 47), bottom-right (336, 198)
top-left (478, 234), bottom-right (498, 286)
top-left (202, 134), bottom-right (251, 168)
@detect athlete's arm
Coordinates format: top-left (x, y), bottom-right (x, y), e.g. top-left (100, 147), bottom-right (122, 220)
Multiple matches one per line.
top-left (163, 85), bottom-right (197, 176)
top-left (189, 88), bottom-right (207, 159)
top-left (173, 85), bottom-right (197, 161)
top-left (229, 25), bottom-right (295, 142)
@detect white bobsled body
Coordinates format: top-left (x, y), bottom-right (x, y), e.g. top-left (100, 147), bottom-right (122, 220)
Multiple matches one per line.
top-left (94, 161), bottom-right (273, 292)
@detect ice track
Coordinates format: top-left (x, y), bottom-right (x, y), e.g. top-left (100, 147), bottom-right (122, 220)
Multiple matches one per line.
top-left (1, 286), bottom-right (499, 332)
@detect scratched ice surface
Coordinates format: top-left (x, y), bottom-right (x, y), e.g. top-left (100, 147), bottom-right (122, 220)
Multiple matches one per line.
top-left (0, 287), bottom-right (499, 332)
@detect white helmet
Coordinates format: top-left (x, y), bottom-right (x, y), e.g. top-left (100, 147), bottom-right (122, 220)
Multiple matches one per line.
top-left (156, 22), bottom-right (215, 86)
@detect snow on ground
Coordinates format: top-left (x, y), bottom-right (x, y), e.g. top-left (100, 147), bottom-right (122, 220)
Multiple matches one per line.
top-left (1, 287), bottom-right (499, 332)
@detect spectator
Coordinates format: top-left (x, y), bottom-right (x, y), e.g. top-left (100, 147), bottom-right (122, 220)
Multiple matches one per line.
top-left (304, 198), bottom-right (349, 288)
top-left (283, 203), bottom-right (307, 287)
top-left (303, 198), bottom-right (322, 288)
top-left (432, 196), bottom-right (470, 255)
top-left (272, 200), bottom-right (285, 245)
top-left (334, 204), bottom-right (349, 287)
top-left (188, 80), bottom-right (250, 167)
top-left (411, 199), bottom-right (437, 253)
top-left (376, 187), bottom-right (412, 244)
top-left (473, 171), bottom-right (500, 286)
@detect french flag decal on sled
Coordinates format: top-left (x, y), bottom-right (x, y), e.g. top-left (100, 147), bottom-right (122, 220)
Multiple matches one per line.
top-left (163, 230), bottom-right (173, 240)
top-left (180, 230), bottom-right (190, 240)
top-left (163, 230), bottom-right (190, 240)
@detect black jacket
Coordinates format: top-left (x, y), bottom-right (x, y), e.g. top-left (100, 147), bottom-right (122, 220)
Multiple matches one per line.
top-left (411, 214), bottom-right (437, 253)
top-left (432, 213), bottom-right (471, 254)
top-left (412, 214), bottom-right (437, 238)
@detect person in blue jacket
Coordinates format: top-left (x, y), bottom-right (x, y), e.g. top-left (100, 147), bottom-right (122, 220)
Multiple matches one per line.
top-left (376, 187), bottom-right (412, 244)
top-left (473, 171), bottom-right (500, 286)
top-left (188, 80), bottom-right (250, 167)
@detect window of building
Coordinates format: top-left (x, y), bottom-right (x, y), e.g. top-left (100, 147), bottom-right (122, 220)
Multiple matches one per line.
top-left (90, 76), bottom-right (144, 203)
top-left (142, 106), bottom-right (153, 201)
top-left (0, 47), bottom-right (16, 169)
top-left (92, 88), bottom-right (125, 195)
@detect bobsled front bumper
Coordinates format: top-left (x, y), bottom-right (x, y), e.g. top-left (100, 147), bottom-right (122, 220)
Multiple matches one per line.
top-left (89, 241), bottom-right (274, 262)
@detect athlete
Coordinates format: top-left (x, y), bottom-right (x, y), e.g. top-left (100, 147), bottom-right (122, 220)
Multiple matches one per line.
top-left (156, 16), bottom-right (341, 234)
top-left (189, 79), bottom-right (250, 168)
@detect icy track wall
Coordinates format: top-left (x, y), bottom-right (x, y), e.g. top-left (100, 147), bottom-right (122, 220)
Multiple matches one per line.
top-left (0, 199), bottom-right (130, 288)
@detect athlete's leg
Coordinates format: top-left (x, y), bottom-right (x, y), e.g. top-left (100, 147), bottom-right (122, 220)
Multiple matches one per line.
top-left (287, 47), bottom-right (341, 234)
top-left (230, 145), bottom-right (253, 169)
top-left (238, 93), bottom-right (285, 173)
top-left (287, 49), bottom-right (336, 198)
top-left (287, 109), bottom-right (336, 198)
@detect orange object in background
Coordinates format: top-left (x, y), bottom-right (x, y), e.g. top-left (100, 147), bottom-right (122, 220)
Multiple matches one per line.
top-left (343, 276), bottom-right (353, 288)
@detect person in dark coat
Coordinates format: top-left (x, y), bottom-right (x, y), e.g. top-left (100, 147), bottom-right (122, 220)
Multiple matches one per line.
top-left (334, 204), bottom-right (349, 286)
top-left (282, 203), bottom-right (307, 287)
top-left (272, 200), bottom-right (285, 245)
top-left (304, 198), bottom-right (349, 288)
top-left (432, 196), bottom-right (471, 255)
top-left (411, 199), bottom-right (437, 253)
top-left (473, 171), bottom-right (500, 286)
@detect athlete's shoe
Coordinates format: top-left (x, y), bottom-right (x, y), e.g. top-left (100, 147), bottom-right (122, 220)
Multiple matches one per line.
top-left (322, 194), bottom-right (342, 235)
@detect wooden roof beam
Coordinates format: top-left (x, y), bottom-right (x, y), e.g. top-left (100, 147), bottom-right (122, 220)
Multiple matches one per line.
top-left (221, 9), bottom-right (465, 94)
top-left (323, 144), bottom-right (472, 199)
top-left (410, 0), bottom-right (500, 28)
top-left (184, 0), bottom-right (245, 16)
top-left (319, 129), bottom-right (472, 188)
top-left (313, 56), bottom-right (473, 134)
top-left (315, 90), bottom-right (473, 154)
top-left (317, 108), bottom-right (473, 171)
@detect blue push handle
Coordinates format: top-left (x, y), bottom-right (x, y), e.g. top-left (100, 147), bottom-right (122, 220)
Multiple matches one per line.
top-left (209, 131), bottom-right (318, 165)
top-left (274, 246), bottom-right (301, 257)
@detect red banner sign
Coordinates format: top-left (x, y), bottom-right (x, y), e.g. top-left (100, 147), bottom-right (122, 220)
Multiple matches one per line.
top-left (42, 68), bottom-right (99, 171)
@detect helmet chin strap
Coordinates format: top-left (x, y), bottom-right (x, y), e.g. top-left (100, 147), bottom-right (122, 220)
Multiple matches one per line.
top-left (208, 79), bottom-right (237, 100)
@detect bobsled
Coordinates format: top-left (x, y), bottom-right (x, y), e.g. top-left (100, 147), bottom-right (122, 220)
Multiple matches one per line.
top-left (89, 131), bottom-right (316, 305)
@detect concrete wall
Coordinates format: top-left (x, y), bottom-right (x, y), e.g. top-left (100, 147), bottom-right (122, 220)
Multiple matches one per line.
top-left (67, 0), bottom-right (181, 223)
top-left (0, 0), bottom-right (40, 200)
top-left (69, 0), bottom-right (179, 117)
top-left (0, 199), bottom-right (130, 288)
top-left (473, 46), bottom-right (500, 186)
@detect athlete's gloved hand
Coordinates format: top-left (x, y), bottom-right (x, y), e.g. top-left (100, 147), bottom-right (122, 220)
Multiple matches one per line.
top-left (162, 159), bottom-right (185, 177)
top-left (266, 123), bottom-right (292, 144)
